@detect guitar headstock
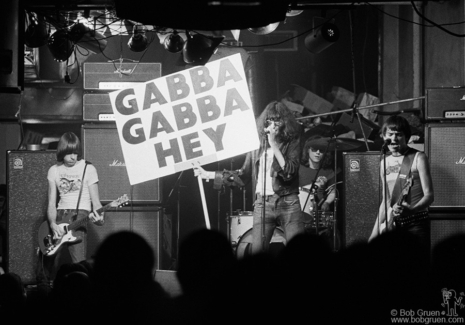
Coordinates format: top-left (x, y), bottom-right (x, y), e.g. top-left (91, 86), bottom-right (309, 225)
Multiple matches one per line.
top-left (111, 194), bottom-right (129, 208)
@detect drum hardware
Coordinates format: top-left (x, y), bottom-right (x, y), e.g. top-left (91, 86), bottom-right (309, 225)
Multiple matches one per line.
top-left (228, 210), bottom-right (253, 247)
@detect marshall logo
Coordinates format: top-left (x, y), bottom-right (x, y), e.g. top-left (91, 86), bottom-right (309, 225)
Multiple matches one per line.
top-left (456, 157), bottom-right (465, 165)
top-left (109, 160), bottom-right (126, 167)
top-left (115, 68), bottom-right (132, 77)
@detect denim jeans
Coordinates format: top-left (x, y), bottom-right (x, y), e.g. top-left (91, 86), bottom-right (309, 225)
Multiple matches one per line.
top-left (251, 192), bottom-right (304, 255)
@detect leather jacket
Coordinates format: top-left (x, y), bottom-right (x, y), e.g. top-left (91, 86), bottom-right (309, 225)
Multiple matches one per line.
top-left (213, 137), bottom-right (301, 197)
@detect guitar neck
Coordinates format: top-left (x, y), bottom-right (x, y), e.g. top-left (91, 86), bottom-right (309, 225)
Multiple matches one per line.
top-left (68, 201), bottom-right (114, 231)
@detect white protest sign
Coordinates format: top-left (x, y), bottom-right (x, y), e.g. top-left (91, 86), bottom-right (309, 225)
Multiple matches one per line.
top-left (109, 53), bottom-right (259, 185)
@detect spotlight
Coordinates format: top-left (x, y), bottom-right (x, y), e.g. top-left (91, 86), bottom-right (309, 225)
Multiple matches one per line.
top-left (128, 24), bottom-right (148, 52)
top-left (182, 33), bottom-right (223, 65)
top-left (25, 13), bottom-right (49, 48)
top-left (248, 22), bottom-right (280, 35)
top-left (69, 22), bottom-right (108, 53)
top-left (47, 29), bottom-right (74, 62)
top-left (164, 31), bottom-right (185, 53)
top-left (304, 22), bottom-right (340, 54)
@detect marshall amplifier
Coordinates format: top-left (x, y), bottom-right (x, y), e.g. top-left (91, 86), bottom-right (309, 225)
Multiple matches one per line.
top-left (425, 123), bottom-right (465, 210)
top-left (426, 87), bottom-right (465, 121)
top-left (83, 92), bottom-right (115, 122)
top-left (82, 124), bottom-right (162, 204)
top-left (83, 62), bottom-right (161, 122)
top-left (83, 62), bottom-right (161, 90)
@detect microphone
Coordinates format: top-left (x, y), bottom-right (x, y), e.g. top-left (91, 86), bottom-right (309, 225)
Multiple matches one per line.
top-left (382, 139), bottom-right (391, 151)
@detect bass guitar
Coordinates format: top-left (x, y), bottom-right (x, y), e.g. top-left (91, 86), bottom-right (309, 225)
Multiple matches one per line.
top-left (380, 177), bottom-right (412, 233)
top-left (38, 194), bottom-right (129, 256)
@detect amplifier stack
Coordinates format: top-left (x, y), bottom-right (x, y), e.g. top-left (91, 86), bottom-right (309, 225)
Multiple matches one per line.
top-left (425, 87), bottom-right (465, 253)
top-left (81, 62), bottom-right (172, 269)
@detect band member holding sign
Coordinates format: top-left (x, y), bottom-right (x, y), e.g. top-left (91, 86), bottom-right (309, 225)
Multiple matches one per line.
top-left (45, 132), bottom-right (104, 278)
top-left (368, 116), bottom-right (433, 253)
top-left (194, 101), bottom-right (304, 254)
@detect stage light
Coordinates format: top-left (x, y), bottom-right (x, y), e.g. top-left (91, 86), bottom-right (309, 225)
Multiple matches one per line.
top-left (182, 33), bottom-right (224, 65)
top-left (304, 22), bottom-right (340, 54)
top-left (25, 13), bottom-right (49, 48)
top-left (248, 22), bottom-right (280, 35)
top-left (128, 24), bottom-right (148, 52)
top-left (69, 22), bottom-right (108, 53)
top-left (164, 31), bottom-right (185, 53)
top-left (47, 29), bottom-right (74, 62)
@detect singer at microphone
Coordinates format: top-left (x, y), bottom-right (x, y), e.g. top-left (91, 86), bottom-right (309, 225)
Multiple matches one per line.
top-left (382, 138), bottom-right (391, 151)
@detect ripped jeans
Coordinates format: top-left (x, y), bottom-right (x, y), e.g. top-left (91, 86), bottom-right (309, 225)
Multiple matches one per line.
top-left (251, 192), bottom-right (304, 255)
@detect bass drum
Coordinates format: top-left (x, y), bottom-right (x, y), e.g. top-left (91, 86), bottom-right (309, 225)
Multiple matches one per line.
top-left (235, 227), bottom-right (286, 259)
top-left (229, 211), bottom-right (253, 246)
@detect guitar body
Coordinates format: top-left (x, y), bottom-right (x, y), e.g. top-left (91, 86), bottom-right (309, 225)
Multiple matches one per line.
top-left (38, 215), bottom-right (83, 257)
top-left (37, 194), bottom-right (129, 256)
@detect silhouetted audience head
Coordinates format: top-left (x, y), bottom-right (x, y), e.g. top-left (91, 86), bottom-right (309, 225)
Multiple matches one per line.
top-left (91, 231), bottom-right (169, 324)
top-left (0, 272), bottom-right (26, 309)
top-left (431, 233), bottom-right (465, 291)
top-left (93, 230), bottom-right (155, 285)
top-left (176, 228), bottom-right (236, 296)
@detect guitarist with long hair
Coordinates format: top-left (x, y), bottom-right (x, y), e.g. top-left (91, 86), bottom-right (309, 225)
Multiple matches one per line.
top-left (45, 132), bottom-right (104, 278)
top-left (368, 116), bottom-right (434, 253)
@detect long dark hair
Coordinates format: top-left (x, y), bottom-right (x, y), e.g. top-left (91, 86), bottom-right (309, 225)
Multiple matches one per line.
top-left (301, 135), bottom-right (333, 169)
top-left (256, 101), bottom-right (301, 144)
top-left (56, 132), bottom-right (82, 162)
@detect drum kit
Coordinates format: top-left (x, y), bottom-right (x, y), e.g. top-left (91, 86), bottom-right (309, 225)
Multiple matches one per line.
top-left (228, 136), bottom-right (363, 256)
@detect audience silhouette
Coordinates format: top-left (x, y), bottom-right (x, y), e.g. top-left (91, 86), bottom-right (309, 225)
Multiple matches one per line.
top-left (91, 230), bottom-right (170, 324)
top-left (2, 227), bottom-right (465, 324)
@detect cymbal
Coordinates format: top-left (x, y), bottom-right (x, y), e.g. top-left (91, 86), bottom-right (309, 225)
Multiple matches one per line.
top-left (305, 137), bottom-right (364, 151)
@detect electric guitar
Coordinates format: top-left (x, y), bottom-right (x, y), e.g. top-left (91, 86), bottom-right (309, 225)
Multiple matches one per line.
top-left (380, 177), bottom-right (413, 234)
top-left (38, 194), bottom-right (129, 256)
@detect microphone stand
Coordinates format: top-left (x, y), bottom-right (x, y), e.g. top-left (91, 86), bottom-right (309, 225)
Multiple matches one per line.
top-left (380, 142), bottom-right (390, 235)
top-left (261, 135), bottom-right (267, 253)
top-left (165, 170), bottom-right (185, 270)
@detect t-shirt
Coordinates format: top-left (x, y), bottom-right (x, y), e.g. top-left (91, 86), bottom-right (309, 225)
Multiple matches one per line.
top-left (255, 147), bottom-right (275, 196)
top-left (299, 165), bottom-right (336, 203)
top-left (47, 159), bottom-right (99, 211)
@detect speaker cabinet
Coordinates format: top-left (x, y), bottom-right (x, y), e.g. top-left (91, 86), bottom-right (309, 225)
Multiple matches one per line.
top-left (430, 212), bottom-right (465, 259)
top-left (425, 123), bottom-right (465, 210)
top-left (6, 150), bottom-right (57, 284)
top-left (426, 88), bottom-right (465, 121)
top-left (82, 124), bottom-right (162, 204)
top-left (342, 152), bottom-right (381, 248)
top-left (86, 207), bottom-right (165, 269)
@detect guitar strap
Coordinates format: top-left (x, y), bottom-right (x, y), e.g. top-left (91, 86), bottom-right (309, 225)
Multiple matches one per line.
top-left (390, 148), bottom-right (418, 207)
top-left (74, 161), bottom-right (90, 219)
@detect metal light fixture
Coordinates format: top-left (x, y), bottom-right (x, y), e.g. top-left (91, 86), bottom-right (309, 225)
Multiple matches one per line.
top-left (182, 32), bottom-right (224, 65)
top-left (69, 22), bottom-right (108, 53)
top-left (25, 13), bottom-right (49, 48)
top-left (128, 24), bottom-right (148, 52)
top-left (248, 22), bottom-right (280, 35)
top-left (164, 31), bottom-right (185, 53)
top-left (47, 29), bottom-right (74, 62)
top-left (304, 22), bottom-right (340, 54)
